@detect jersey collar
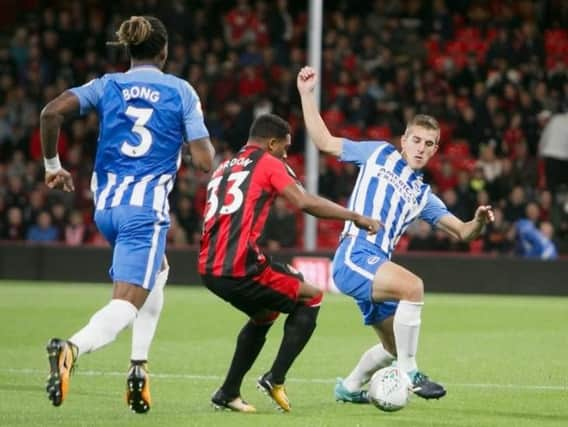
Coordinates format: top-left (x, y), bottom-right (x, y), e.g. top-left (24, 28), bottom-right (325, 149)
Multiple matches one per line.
top-left (127, 65), bottom-right (163, 74)
top-left (242, 141), bottom-right (264, 152)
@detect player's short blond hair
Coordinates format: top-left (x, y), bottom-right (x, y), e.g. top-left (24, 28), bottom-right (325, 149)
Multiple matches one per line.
top-left (405, 114), bottom-right (440, 143)
top-left (406, 114), bottom-right (439, 131)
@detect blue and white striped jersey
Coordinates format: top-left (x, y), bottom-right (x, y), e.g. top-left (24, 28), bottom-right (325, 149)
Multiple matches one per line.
top-left (340, 139), bottom-right (449, 257)
top-left (70, 65), bottom-right (209, 216)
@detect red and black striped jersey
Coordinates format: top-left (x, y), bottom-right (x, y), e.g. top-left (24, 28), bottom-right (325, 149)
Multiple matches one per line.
top-left (198, 144), bottom-right (297, 277)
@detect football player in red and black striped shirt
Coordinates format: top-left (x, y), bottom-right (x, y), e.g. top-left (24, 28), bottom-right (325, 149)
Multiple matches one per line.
top-left (199, 114), bottom-right (380, 412)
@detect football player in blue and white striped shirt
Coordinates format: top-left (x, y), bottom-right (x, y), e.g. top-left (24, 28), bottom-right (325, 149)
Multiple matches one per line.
top-left (41, 16), bottom-right (214, 413)
top-left (298, 67), bottom-right (494, 402)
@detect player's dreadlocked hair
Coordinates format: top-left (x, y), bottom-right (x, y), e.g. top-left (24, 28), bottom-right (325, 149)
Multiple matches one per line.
top-left (108, 16), bottom-right (167, 60)
top-left (249, 114), bottom-right (291, 140)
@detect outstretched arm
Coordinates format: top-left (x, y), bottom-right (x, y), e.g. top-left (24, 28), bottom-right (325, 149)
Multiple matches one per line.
top-left (280, 182), bottom-right (381, 234)
top-left (40, 91), bottom-right (80, 191)
top-left (297, 66), bottom-right (343, 157)
top-left (437, 205), bottom-right (495, 242)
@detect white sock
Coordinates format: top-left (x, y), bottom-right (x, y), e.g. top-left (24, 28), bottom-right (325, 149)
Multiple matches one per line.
top-left (393, 300), bottom-right (423, 375)
top-left (70, 299), bottom-right (138, 357)
top-left (343, 343), bottom-right (395, 392)
top-left (130, 267), bottom-right (168, 361)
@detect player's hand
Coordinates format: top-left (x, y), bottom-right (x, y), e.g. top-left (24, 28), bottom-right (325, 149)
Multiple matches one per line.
top-left (353, 215), bottom-right (381, 235)
top-left (474, 205), bottom-right (494, 225)
top-left (45, 168), bottom-right (75, 192)
top-left (297, 66), bottom-right (318, 95)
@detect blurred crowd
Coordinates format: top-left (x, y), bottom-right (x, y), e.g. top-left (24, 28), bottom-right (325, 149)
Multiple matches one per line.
top-left (1, 0), bottom-right (568, 257)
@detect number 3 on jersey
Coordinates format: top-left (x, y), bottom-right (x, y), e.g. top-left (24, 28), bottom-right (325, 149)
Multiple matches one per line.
top-left (204, 171), bottom-right (250, 221)
top-left (121, 106), bottom-right (154, 157)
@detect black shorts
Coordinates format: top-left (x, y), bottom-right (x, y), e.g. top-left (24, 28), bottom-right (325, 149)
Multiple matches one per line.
top-left (201, 262), bottom-right (304, 318)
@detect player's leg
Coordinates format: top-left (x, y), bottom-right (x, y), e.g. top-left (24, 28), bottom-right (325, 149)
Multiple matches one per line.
top-left (371, 261), bottom-right (446, 399)
top-left (116, 209), bottom-right (169, 413)
top-left (67, 207), bottom-right (166, 355)
top-left (370, 261), bottom-right (423, 373)
top-left (131, 257), bottom-right (169, 363)
top-left (127, 257), bottom-right (169, 413)
top-left (45, 208), bottom-right (119, 407)
top-left (46, 282), bottom-right (144, 407)
top-left (46, 207), bottom-right (168, 408)
top-left (257, 300), bottom-right (320, 412)
top-left (69, 281), bottom-right (147, 353)
top-left (256, 263), bottom-right (323, 412)
top-left (339, 317), bottom-right (397, 400)
top-left (203, 274), bottom-right (273, 412)
top-left (332, 237), bottom-right (396, 403)
top-left (212, 312), bottom-right (274, 413)
top-left (263, 267), bottom-right (322, 386)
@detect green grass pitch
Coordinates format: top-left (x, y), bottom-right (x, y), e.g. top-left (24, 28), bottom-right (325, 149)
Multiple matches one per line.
top-left (0, 281), bottom-right (567, 426)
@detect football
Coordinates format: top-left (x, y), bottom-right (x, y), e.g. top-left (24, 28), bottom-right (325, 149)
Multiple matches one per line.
top-left (368, 366), bottom-right (411, 412)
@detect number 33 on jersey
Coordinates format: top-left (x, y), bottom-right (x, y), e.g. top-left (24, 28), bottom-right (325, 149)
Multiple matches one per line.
top-left (199, 145), bottom-right (299, 277)
top-left (69, 66), bottom-right (209, 214)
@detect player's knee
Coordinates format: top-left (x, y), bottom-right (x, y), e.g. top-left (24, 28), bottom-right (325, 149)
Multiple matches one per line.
top-left (146, 300), bottom-right (164, 317)
top-left (406, 277), bottom-right (424, 302)
top-left (239, 319), bottom-right (272, 343)
top-left (251, 311), bottom-right (279, 325)
top-left (302, 290), bottom-right (323, 307)
top-left (405, 277), bottom-right (424, 302)
top-left (141, 287), bottom-right (164, 317)
top-left (288, 304), bottom-right (319, 333)
top-left (298, 281), bottom-right (322, 303)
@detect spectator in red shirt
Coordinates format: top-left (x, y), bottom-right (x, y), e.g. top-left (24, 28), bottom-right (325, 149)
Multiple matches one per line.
top-left (29, 121), bottom-right (68, 162)
top-left (503, 112), bottom-right (525, 157)
top-left (538, 190), bottom-right (553, 222)
top-left (238, 65), bottom-right (267, 98)
top-left (433, 158), bottom-right (457, 192)
top-left (224, 0), bottom-right (256, 48)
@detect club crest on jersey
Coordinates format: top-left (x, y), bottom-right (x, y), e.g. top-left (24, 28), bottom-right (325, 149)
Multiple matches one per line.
top-left (367, 256), bottom-right (380, 265)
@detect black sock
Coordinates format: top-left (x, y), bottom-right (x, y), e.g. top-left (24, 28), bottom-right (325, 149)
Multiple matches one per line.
top-left (269, 305), bottom-right (320, 384)
top-left (221, 320), bottom-right (271, 398)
